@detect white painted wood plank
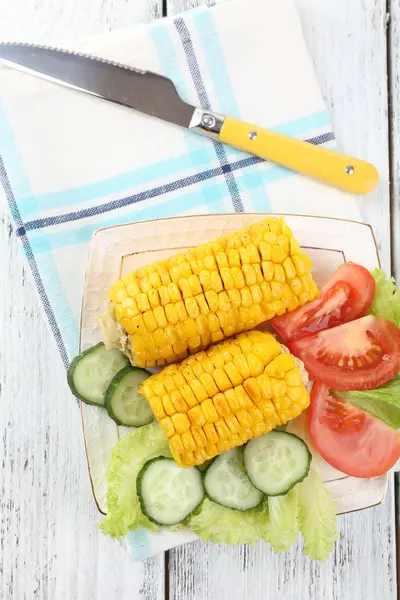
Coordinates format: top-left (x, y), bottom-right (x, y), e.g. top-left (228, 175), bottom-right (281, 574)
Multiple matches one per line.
top-left (0, 0), bottom-right (163, 45)
top-left (0, 205), bottom-right (165, 600)
top-left (167, 1), bottom-right (396, 599)
top-left (390, 0), bottom-right (400, 280)
top-left (0, 1), bottom-right (165, 599)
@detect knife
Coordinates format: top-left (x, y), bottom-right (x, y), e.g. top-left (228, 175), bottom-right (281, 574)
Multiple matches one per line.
top-left (0, 43), bottom-right (378, 195)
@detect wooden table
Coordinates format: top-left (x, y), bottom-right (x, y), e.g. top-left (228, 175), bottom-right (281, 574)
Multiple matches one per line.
top-left (0, 0), bottom-right (399, 598)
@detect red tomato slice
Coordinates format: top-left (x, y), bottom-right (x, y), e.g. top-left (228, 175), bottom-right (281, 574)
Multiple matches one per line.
top-left (309, 382), bottom-right (400, 477)
top-left (289, 316), bottom-right (400, 391)
top-left (271, 262), bottom-right (376, 342)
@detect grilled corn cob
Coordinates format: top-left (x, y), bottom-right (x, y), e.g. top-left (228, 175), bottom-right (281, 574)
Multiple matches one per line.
top-left (109, 217), bottom-right (318, 368)
top-left (140, 330), bottom-right (310, 468)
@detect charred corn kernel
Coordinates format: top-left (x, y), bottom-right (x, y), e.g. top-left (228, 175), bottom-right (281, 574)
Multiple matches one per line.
top-left (110, 219), bottom-right (317, 367)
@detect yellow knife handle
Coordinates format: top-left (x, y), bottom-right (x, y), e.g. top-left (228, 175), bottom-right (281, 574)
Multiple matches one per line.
top-left (219, 116), bottom-right (378, 195)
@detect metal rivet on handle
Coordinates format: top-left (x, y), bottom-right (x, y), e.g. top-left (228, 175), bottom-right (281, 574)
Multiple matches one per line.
top-left (202, 114), bottom-right (216, 129)
top-left (248, 131), bottom-right (258, 140)
top-left (346, 165), bottom-right (355, 175)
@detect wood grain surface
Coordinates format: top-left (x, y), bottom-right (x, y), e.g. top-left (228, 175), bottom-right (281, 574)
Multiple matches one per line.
top-left (0, 0), bottom-right (397, 599)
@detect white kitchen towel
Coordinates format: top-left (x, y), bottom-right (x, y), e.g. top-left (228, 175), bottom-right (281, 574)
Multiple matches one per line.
top-left (0, 0), bottom-right (363, 560)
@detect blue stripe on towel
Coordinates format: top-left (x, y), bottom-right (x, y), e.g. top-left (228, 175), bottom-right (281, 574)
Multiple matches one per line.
top-left (173, 17), bottom-right (244, 213)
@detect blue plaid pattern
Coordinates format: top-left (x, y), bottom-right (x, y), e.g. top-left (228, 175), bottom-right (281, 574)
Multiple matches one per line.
top-left (0, 0), bottom-right (340, 559)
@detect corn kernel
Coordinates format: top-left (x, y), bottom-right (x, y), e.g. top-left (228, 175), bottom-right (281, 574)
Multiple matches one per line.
top-left (169, 433), bottom-right (184, 454)
top-left (213, 369), bottom-right (232, 392)
top-left (168, 282), bottom-right (181, 302)
top-left (196, 294), bottom-right (210, 315)
top-left (261, 261), bottom-right (274, 281)
top-left (181, 384), bottom-right (199, 408)
top-left (204, 423), bottom-right (218, 443)
top-left (160, 416), bottom-right (175, 438)
top-left (192, 426), bottom-right (208, 447)
top-left (271, 377), bottom-right (287, 397)
top-left (205, 290), bottom-right (219, 312)
top-left (231, 267), bottom-right (245, 288)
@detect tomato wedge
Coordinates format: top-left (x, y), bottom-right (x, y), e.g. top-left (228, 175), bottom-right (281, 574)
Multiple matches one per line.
top-left (289, 316), bottom-right (400, 391)
top-left (271, 262), bottom-right (376, 342)
top-left (309, 382), bottom-right (400, 477)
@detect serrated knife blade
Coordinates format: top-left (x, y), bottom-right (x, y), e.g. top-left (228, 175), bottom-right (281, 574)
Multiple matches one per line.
top-left (0, 42), bottom-right (379, 195)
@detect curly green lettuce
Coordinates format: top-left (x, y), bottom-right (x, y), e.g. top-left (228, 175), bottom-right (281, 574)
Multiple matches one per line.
top-left (297, 468), bottom-right (338, 561)
top-left (368, 268), bottom-right (400, 327)
top-left (99, 421), bottom-right (170, 538)
top-left (189, 497), bottom-right (269, 545)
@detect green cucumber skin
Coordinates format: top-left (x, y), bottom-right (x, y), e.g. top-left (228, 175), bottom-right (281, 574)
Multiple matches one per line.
top-left (137, 457), bottom-right (204, 527)
top-left (105, 365), bottom-right (153, 427)
top-left (243, 431), bottom-right (312, 497)
top-left (67, 342), bottom-right (129, 406)
top-left (203, 448), bottom-right (264, 511)
top-left (67, 343), bottom-right (107, 406)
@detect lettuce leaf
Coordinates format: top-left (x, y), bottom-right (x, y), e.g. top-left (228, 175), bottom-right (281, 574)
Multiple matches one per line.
top-left (264, 488), bottom-right (299, 552)
top-left (99, 421), bottom-right (170, 538)
top-left (368, 268), bottom-right (400, 327)
top-left (334, 375), bottom-right (400, 429)
top-left (189, 498), bottom-right (269, 545)
top-left (297, 468), bottom-right (338, 561)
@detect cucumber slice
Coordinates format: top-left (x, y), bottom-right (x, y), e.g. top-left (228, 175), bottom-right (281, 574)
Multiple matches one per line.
top-left (243, 431), bottom-right (311, 496)
top-left (203, 448), bottom-right (263, 511)
top-left (105, 366), bottom-right (153, 427)
top-left (137, 457), bottom-right (204, 526)
top-left (67, 343), bottom-right (129, 406)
